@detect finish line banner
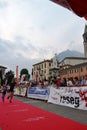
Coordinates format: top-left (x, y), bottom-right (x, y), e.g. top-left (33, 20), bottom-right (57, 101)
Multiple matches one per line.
top-left (27, 87), bottom-right (50, 100)
top-left (48, 87), bottom-right (87, 110)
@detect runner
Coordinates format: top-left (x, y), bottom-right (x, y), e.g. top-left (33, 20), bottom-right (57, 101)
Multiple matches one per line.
top-left (7, 78), bottom-right (16, 103)
top-left (1, 85), bottom-right (7, 103)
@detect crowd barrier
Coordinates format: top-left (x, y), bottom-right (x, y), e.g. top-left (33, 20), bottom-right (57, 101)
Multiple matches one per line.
top-left (48, 86), bottom-right (87, 110)
top-left (14, 86), bottom-right (87, 110)
top-left (14, 87), bottom-right (27, 97)
top-left (27, 87), bottom-right (50, 100)
top-left (14, 86), bottom-right (50, 100)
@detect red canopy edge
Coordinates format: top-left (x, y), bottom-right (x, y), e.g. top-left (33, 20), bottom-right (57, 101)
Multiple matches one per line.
top-left (50, 0), bottom-right (87, 18)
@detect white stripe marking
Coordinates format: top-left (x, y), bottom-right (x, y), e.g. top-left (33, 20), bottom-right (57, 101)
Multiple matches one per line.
top-left (23, 116), bottom-right (45, 122)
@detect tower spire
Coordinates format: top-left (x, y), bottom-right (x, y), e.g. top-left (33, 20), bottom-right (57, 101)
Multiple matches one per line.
top-left (83, 24), bottom-right (87, 57)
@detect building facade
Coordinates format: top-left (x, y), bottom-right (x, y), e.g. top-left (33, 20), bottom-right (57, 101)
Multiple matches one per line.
top-left (59, 57), bottom-right (87, 66)
top-left (60, 62), bottom-right (87, 79)
top-left (49, 53), bottom-right (59, 77)
top-left (33, 60), bottom-right (51, 81)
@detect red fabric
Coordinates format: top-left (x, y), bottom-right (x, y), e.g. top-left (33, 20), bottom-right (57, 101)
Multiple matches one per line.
top-left (85, 16), bottom-right (87, 20)
top-left (56, 79), bottom-right (61, 88)
top-left (51, 0), bottom-right (87, 17)
top-left (0, 94), bottom-right (87, 130)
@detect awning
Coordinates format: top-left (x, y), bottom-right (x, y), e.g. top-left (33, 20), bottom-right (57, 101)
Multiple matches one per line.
top-left (50, 0), bottom-right (87, 19)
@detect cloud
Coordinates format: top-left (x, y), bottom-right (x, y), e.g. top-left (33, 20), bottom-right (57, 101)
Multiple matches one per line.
top-left (0, 38), bottom-right (54, 74)
top-left (0, 0), bottom-right (8, 8)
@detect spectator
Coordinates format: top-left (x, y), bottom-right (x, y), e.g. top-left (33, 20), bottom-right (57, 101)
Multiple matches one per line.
top-left (84, 75), bottom-right (87, 86)
top-left (67, 78), bottom-right (73, 87)
top-left (74, 77), bottom-right (79, 86)
top-left (56, 77), bottom-right (61, 88)
top-left (51, 77), bottom-right (57, 88)
top-left (44, 79), bottom-right (48, 88)
top-left (60, 78), bottom-right (67, 87)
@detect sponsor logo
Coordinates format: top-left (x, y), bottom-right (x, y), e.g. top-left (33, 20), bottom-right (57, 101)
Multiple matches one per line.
top-left (60, 96), bottom-right (80, 108)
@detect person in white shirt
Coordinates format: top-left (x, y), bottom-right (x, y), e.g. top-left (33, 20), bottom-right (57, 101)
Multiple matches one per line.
top-left (67, 78), bottom-right (73, 87)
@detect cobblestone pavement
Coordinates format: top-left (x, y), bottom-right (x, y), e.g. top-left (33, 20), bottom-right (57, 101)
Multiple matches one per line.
top-left (14, 96), bottom-right (87, 125)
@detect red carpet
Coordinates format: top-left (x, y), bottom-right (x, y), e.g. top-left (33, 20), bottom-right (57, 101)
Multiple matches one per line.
top-left (0, 94), bottom-right (87, 130)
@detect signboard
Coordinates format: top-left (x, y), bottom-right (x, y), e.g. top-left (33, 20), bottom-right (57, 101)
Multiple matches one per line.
top-left (14, 87), bottom-right (27, 96)
top-left (27, 87), bottom-right (50, 100)
top-left (48, 86), bottom-right (87, 110)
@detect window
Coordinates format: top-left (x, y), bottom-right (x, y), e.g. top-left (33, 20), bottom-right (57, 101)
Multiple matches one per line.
top-left (71, 70), bottom-right (73, 73)
top-left (70, 70), bottom-right (73, 73)
top-left (42, 64), bottom-right (43, 69)
top-left (49, 63), bottom-right (51, 67)
top-left (86, 36), bottom-right (87, 41)
top-left (86, 66), bottom-right (87, 70)
top-left (81, 67), bottom-right (83, 72)
top-left (75, 69), bottom-right (78, 73)
top-left (44, 63), bottom-right (46, 68)
top-left (69, 70), bottom-right (71, 74)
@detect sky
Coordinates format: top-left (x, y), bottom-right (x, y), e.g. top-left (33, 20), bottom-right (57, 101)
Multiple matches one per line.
top-left (0, 0), bottom-right (86, 75)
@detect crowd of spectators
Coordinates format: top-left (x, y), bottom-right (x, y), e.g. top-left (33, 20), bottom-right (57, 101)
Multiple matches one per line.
top-left (8, 74), bottom-right (87, 90)
top-left (29, 79), bottom-right (49, 88)
top-left (51, 75), bottom-right (87, 88)
top-left (28, 74), bottom-right (87, 89)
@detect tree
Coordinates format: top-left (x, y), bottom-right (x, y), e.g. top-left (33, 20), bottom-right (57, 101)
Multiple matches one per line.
top-left (5, 70), bottom-right (14, 85)
top-left (20, 68), bottom-right (30, 81)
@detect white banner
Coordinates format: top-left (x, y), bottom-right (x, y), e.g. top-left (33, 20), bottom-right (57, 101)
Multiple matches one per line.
top-left (48, 87), bottom-right (87, 110)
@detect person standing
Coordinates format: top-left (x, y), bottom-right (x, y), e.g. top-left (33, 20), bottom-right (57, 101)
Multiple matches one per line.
top-left (7, 78), bottom-right (16, 103)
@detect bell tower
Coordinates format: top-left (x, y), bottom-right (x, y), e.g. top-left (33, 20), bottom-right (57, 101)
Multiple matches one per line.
top-left (83, 24), bottom-right (87, 57)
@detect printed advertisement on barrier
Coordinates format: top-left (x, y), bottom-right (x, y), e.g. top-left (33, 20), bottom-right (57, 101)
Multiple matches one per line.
top-left (14, 87), bottom-right (27, 96)
top-left (27, 87), bottom-right (50, 100)
top-left (48, 87), bottom-right (87, 110)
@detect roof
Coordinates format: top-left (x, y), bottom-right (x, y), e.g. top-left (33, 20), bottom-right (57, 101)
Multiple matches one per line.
top-left (33, 60), bottom-right (51, 66)
top-left (72, 62), bottom-right (87, 68)
top-left (0, 65), bottom-right (7, 69)
top-left (60, 62), bottom-right (87, 72)
top-left (49, 68), bottom-right (59, 71)
top-left (60, 57), bottom-right (87, 63)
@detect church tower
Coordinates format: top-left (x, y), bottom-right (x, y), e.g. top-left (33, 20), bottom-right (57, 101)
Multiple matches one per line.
top-left (83, 24), bottom-right (87, 57)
